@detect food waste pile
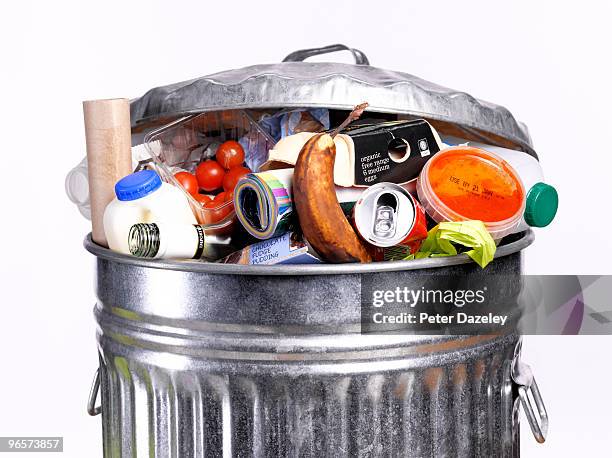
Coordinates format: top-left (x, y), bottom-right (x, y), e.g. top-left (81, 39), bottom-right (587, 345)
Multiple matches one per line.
top-left (75, 104), bottom-right (559, 268)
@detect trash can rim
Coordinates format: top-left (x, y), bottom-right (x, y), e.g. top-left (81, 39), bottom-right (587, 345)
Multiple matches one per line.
top-left (83, 230), bottom-right (533, 276)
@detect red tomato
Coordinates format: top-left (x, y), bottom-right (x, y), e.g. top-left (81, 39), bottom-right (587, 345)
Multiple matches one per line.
top-left (195, 160), bottom-right (225, 192)
top-left (216, 141), bottom-right (245, 170)
top-left (222, 166), bottom-right (251, 192)
top-left (202, 200), bottom-right (233, 225)
top-left (213, 192), bottom-right (227, 203)
top-left (225, 191), bottom-right (234, 202)
top-left (174, 171), bottom-right (199, 195)
top-left (193, 193), bottom-right (212, 205)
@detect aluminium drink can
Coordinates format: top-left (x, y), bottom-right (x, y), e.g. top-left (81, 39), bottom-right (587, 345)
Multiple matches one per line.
top-left (353, 182), bottom-right (427, 249)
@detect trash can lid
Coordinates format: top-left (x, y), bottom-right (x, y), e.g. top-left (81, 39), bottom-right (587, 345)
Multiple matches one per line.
top-left (129, 44), bottom-right (534, 156)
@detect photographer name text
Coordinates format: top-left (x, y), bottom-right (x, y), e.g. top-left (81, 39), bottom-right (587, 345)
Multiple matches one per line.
top-left (371, 311), bottom-right (507, 326)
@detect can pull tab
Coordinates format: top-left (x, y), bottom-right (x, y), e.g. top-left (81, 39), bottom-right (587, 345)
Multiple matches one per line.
top-left (372, 193), bottom-right (398, 239)
top-left (513, 360), bottom-right (548, 443)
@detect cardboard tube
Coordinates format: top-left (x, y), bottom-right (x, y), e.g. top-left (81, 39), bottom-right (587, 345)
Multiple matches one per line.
top-left (83, 98), bottom-right (133, 247)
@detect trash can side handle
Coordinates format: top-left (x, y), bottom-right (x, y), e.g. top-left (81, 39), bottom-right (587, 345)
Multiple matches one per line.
top-left (87, 368), bottom-right (102, 416)
top-left (513, 360), bottom-right (549, 443)
top-left (282, 44), bottom-right (370, 65)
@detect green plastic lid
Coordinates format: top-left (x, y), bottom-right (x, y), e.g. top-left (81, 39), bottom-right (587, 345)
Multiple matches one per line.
top-left (524, 182), bottom-right (558, 228)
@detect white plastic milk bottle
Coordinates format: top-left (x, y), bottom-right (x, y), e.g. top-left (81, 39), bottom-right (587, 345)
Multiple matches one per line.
top-left (103, 170), bottom-right (197, 254)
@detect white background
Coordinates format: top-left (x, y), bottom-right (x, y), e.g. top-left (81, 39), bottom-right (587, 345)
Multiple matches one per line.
top-left (1, 1), bottom-right (611, 456)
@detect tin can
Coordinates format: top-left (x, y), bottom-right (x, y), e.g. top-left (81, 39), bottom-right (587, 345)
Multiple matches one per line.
top-left (353, 183), bottom-right (428, 250)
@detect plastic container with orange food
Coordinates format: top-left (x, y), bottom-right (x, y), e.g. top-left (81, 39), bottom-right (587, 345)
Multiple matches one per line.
top-left (416, 146), bottom-right (526, 240)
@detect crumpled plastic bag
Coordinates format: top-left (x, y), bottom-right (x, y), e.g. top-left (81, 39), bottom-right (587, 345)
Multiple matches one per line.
top-left (259, 109), bottom-right (330, 141)
top-left (405, 220), bottom-right (496, 268)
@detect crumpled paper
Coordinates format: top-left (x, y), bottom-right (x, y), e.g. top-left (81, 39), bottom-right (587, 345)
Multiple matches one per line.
top-left (405, 220), bottom-right (496, 268)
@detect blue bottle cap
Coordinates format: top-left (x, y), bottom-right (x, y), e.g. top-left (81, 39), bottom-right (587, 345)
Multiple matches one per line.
top-left (114, 170), bottom-right (162, 201)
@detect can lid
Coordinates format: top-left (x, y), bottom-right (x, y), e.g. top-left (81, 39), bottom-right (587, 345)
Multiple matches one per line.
top-left (115, 170), bottom-right (162, 201)
top-left (524, 182), bottom-right (558, 228)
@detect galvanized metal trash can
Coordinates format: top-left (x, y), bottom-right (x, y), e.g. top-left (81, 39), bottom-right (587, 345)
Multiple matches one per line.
top-left (86, 45), bottom-right (548, 457)
top-left (85, 233), bottom-right (545, 457)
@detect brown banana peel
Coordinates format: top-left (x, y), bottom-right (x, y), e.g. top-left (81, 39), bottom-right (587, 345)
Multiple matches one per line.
top-left (293, 133), bottom-right (372, 263)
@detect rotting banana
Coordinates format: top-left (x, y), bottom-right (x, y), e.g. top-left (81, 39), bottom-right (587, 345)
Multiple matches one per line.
top-left (293, 133), bottom-right (372, 263)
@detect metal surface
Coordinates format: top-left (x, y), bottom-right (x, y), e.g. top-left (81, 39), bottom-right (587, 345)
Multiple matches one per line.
top-left (96, 333), bottom-right (520, 457)
top-left (84, 229), bottom-right (534, 276)
top-left (513, 360), bottom-right (549, 443)
top-left (129, 45), bottom-right (534, 155)
top-left (88, 368), bottom-right (102, 416)
top-left (87, 231), bottom-right (541, 457)
top-left (282, 44), bottom-right (370, 65)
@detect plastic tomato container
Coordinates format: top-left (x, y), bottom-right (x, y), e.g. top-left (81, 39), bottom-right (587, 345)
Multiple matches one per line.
top-left (143, 110), bottom-right (276, 235)
top-left (416, 146), bottom-right (526, 239)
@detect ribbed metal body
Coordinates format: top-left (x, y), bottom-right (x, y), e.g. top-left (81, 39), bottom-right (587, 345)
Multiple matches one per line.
top-left (86, 232), bottom-right (532, 458)
top-left (97, 334), bottom-right (520, 458)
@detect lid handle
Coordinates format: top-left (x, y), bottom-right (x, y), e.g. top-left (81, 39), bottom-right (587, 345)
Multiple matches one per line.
top-left (282, 44), bottom-right (370, 65)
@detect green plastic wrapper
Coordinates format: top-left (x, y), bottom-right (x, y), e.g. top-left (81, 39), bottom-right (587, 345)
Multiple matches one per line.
top-left (405, 220), bottom-right (496, 268)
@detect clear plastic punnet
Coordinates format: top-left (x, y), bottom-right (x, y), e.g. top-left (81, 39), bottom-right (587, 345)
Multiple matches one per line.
top-left (416, 146), bottom-right (526, 240)
top-left (143, 110), bottom-right (276, 235)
